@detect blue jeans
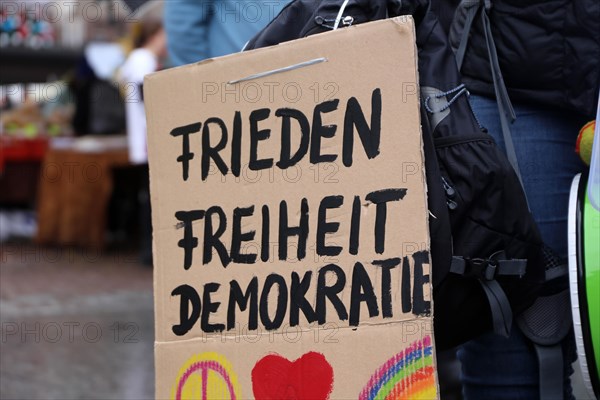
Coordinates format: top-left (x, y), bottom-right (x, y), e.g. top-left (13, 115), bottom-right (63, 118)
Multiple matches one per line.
top-left (457, 95), bottom-right (587, 399)
top-left (467, 95), bottom-right (587, 259)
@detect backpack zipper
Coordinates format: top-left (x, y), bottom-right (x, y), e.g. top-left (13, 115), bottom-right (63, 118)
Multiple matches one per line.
top-left (435, 134), bottom-right (494, 210)
top-left (434, 134), bottom-right (493, 148)
top-left (314, 15), bottom-right (354, 30)
top-left (441, 176), bottom-right (458, 210)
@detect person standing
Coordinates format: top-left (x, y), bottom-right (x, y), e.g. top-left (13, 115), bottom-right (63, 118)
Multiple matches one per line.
top-left (431, 0), bottom-right (599, 397)
top-left (118, 3), bottom-right (167, 265)
top-left (164, 0), bottom-right (291, 66)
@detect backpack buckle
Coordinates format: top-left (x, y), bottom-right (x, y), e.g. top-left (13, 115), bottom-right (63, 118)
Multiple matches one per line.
top-left (466, 257), bottom-right (497, 281)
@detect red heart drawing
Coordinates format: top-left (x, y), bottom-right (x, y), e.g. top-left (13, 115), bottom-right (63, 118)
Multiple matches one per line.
top-left (252, 351), bottom-right (334, 400)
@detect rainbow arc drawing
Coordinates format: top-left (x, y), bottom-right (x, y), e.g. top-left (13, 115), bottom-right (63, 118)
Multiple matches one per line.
top-left (360, 335), bottom-right (436, 400)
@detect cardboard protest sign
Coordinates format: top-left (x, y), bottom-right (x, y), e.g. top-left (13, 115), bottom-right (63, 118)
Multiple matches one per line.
top-left (145, 16), bottom-right (437, 400)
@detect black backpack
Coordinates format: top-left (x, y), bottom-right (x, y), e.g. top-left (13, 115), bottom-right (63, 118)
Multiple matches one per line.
top-left (245, 0), bottom-right (546, 350)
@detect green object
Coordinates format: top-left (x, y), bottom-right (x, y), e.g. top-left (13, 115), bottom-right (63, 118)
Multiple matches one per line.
top-left (569, 173), bottom-right (600, 398)
top-left (22, 123), bottom-right (38, 138)
top-left (583, 189), bottom-right (600, 381)
top-left (47, 123), bottom-right (61, 137)
top-left (5, 122), bottom-right (19, 134)
top-left (577, 121), bottom-right (595, 165)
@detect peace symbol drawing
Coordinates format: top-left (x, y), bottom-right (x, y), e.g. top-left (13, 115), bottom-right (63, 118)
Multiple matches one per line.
top-left (172, 352), bottom-right (241, 400)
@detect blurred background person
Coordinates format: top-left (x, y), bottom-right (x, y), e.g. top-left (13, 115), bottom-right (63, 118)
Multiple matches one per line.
top-left (164, 0), bottom-right (291, 67)
top-left (117, 2), bottom-right (167, 265)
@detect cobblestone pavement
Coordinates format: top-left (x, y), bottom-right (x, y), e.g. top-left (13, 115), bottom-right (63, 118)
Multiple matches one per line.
top-left (0, 244), bottom-right (154, 400)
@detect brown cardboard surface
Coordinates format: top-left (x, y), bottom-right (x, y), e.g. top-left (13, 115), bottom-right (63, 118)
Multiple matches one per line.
top-left (145, 16), bottom-right (437, 400)
top-left (156, 322), bottom-right (435, 400)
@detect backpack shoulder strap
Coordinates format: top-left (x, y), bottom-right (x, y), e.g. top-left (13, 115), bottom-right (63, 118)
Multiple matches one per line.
top-left (451, 0), bottom-right (527, 204)
top-left (450, 251), bottom-right (527, 337)
top-left (451, 0), bottom-right (480, 70)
